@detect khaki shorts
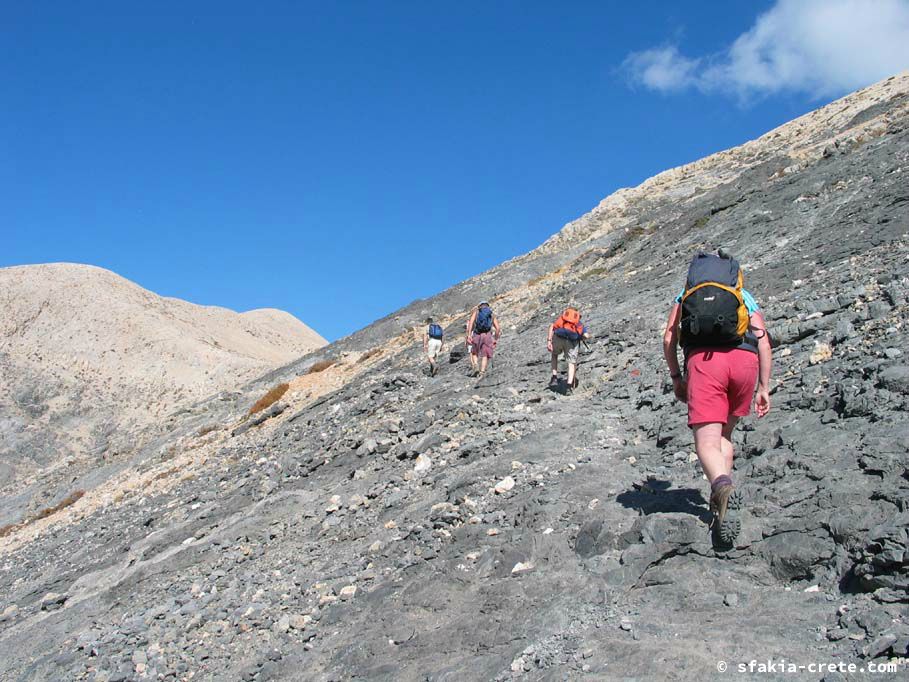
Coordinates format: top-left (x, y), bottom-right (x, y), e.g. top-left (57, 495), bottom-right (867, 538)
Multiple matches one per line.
top-left (551, 335), bottom-right (579, 364)
top-left (427, 338), bottom-right (443, 359)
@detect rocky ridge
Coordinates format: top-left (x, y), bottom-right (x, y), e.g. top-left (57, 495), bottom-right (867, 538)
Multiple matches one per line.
top-left (0, 73), bottom-right (907, 680)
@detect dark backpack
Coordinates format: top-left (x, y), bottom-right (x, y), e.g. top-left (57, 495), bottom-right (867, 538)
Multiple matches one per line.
top-left (680, 252), bottom-right (749, 349)
top-left (474, 306), bottom-right (493, 333)
top-left (428, 323), bottom-right (443, 340)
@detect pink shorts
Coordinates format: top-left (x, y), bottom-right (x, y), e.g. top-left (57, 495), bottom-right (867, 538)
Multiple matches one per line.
top-left (470, 332), bottom-right (495, 359)
top-left (685, 348), bottom-right (758, 427)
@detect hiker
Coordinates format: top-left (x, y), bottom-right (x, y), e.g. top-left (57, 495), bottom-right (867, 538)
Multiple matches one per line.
top-left (423, 317), bottom-right (444, 376)
top-left (547, 307), bottom-right (589, 395)
top-left (466, 301), bottom-right (500, 378)
top-left (663, 249), bottom-right (772, 547)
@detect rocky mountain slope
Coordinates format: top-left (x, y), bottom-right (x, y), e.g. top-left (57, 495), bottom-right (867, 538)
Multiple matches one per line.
top-left (0, 73), bottom-right (907, 681)
top-left (0, 263), bottom-right (326, 525)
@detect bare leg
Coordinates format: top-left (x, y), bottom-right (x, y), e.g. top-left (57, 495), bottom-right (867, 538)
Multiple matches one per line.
top-left (469, 351), bottom-right (478, 373)
top-left (551, 352), bottom-right (559, 376)
top-left (721, 416), bottom-right (739, 474)
top-left (479, 356), bottom-right (489, 374)
top-left (692, 422), bottom-right (728, 483)
top-left (567, 362), bottom-right (576, 387)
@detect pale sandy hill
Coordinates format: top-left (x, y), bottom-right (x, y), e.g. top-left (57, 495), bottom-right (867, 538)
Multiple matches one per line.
top-left (0, 263), bottom-right (325, 511)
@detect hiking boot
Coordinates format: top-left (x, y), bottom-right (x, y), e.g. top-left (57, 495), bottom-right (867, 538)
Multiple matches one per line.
top-left (564, 386), bottom-right (573, 396)
top-left (548, 375), bottom-right (559, 388)
top-left (710, 484), bottom-right (744, 547)
top-left (431, 364), bottom-right (437, 377)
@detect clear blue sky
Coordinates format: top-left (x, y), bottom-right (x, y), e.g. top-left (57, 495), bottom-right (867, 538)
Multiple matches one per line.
top-left (5, 1), bottom-right (905, 340)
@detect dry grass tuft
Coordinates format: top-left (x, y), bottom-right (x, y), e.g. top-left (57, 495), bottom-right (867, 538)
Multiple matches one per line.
top-left (357, 348), bottom-right (383, 364)
top-left (1, 489), bottom-right (87, 538)
top-left (306, 359), bottom-right (336, 375)
top-left (34, 490), bottom-right (85, 521)
top-left (249, 383), bottom-right (289, 415)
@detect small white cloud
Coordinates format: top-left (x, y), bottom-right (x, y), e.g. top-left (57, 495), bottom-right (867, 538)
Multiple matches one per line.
top-left (622, 0), bottom-right (909, 99)
top-left (622, 46), bottom-right (701, 93)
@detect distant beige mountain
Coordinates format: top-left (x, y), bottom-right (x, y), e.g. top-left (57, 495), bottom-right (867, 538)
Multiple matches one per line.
top-left (0, 263), bottom-right (325, 517)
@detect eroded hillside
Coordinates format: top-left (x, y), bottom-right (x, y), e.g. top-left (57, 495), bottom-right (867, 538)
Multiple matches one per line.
top-left (0, 74), bottom-right (907, 681)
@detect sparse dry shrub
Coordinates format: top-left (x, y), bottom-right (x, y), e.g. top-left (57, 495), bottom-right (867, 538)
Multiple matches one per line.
top-left (306, 359), bottom-right (336, 375)
top-left (0, 489), bottom-right (86, 538)
top-left (249, 383), bottom-right (289, 415)
top-left (197, 423), bottom-right (221, 437)
top-left (34, 490), bottom-right (85, 521)
top-left (527, 274), bottom-right (547, 287)
top-left (357, 348), bottom-right (382, 364)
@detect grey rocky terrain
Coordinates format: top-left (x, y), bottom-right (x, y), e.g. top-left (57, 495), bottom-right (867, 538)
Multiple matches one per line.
top-left (1, 73), bottom-right (907, 680)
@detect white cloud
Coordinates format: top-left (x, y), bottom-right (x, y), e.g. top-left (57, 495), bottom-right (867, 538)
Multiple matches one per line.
top-left (622, 0), bottom-right (909, 99)
top-left (622, 46), bottom-right (701, 92)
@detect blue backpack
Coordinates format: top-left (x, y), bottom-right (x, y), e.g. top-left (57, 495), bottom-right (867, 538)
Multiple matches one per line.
top-left (428, 323), bottom-right (443, 339)
top-left (474, 306), bottom-right (493, 333)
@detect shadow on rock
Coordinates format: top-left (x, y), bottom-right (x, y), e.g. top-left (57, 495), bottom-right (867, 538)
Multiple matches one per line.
top-left (616, 479), bottom-right (711, 522)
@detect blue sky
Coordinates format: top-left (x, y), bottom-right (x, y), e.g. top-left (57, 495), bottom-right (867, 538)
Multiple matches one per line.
top-left (4, 1), bottom-right (908, 340)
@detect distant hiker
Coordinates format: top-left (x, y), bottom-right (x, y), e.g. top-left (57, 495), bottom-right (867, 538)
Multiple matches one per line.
top-left (547, 307), bottom-right (589, 395)
top-left (423, 317), bottom-right (444, 376)
top-left (663, 249), bottom-right (772, 547)
top-left (466, 301), bottom-right (500, 379)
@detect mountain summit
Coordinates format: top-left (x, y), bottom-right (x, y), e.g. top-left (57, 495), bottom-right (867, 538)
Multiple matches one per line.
top-left (0, 72), bottom-right (907, 679)
top-left (0, 262), bottom-right (325, 524)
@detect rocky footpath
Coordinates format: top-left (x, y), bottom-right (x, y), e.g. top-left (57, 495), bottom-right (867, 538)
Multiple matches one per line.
top-left (0, 75), bottom-right (907, 680)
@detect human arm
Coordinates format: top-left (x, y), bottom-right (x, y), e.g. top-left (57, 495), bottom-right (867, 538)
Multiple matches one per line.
top-left (466, 309), bottom-right (476, 346)
top-left (662, 303), bottom-right (686, 402)
top-left (547, 323), bottom-right (554, 352)
top-left (750, 311), bottom-right (773, 417)
top-left (493, 316), bottom-right (501, 340)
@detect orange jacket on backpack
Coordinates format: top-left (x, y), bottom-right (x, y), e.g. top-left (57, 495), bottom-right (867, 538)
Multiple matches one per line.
top-left (553, 308), bottom-right (584, 338)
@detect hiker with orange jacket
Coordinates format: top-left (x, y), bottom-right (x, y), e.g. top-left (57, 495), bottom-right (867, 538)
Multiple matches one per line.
top-left (547, 307), bottom-right (589, 395)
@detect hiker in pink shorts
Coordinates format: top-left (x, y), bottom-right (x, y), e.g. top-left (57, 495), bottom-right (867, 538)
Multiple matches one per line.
top-left (663, 250), bottom-right (773, 547)
top-left (466, 301), bottom-right (500, 379)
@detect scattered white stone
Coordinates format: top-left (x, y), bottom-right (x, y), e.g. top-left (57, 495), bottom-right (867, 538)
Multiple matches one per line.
top-left (414, 454), bottom-right (432, 475)
top-left (511, 561), bottom-right (535, 574)
top-left (494, 476), bottom-right (515, 494)
top-left (274, 615), bottom-right (291, 633)
top-left (627, 456), bottom-right (637, 465)
top-left (465, 552), bottom-right (480, 561)
top-left (511, 657), bottom-right (525, 673)
top-left (542, 528), bottom-right (554, 535)
top-left (810, 342), bottom-right (833, 365)
top-left (511, 460), bottom-right (523, 470)
top-left (339, 585), bottom-right (357, 600)
top-left (468, 515), bottom-right (482, 525)
top-left (289, 614), bottom-right (311, 630)
top-left (325, 495), bottom-right (342, 513)
top-left (588, 498), bottom-right (600, 510)
top-left (804, 584), bottom-right (821, 593)
top-left (487, 528), bottom-right (499, 536)
top-left (369, 541), bottom-right (383, 553)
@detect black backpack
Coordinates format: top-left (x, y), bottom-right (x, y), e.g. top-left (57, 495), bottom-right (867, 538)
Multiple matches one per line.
top-left (680, 252), bottom-right (749, 349)
top-left (428, 323), bottom-right (443, 340)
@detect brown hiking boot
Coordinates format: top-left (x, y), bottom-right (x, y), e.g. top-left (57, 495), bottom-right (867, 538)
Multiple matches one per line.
top-left (710, 483), bottom-right (744, 547)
